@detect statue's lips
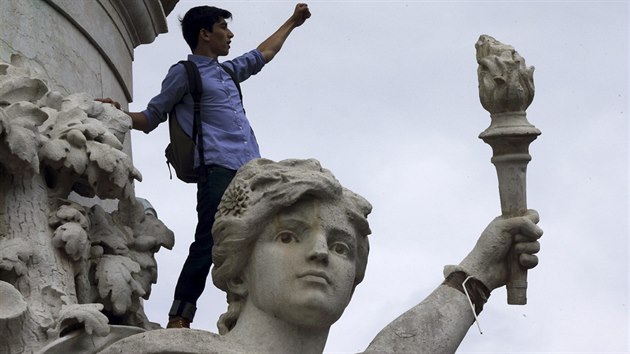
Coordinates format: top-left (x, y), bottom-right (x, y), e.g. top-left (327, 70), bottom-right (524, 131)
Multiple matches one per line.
top-left (298, 270), bottom-right (331, 285)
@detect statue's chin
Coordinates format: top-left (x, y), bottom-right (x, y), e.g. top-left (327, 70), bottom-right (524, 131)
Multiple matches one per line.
top-left (271, 294), bottom-right (349, 329)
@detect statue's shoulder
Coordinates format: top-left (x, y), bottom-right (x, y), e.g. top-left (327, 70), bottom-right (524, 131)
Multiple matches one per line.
top-left (98, 328), bottom-right (241, 354)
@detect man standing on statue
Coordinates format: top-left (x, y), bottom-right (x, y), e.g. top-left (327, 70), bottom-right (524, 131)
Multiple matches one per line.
top-left (99, 3), bottom-right (311, 328)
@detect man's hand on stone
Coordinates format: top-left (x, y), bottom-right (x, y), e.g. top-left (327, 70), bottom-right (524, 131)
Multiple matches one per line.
top-left (95, 97), bottom-right (121, 110)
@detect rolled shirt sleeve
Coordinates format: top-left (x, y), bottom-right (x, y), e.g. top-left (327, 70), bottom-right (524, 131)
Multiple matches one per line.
top-left (141, 63), bottom-right (188, 133)
top-left (221, 49), bottom-right (266, 82)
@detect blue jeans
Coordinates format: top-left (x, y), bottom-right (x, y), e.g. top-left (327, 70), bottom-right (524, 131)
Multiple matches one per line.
top-left (168, 165), bottom-right (236, 321)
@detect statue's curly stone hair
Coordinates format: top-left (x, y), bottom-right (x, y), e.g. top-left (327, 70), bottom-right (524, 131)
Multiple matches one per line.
top-left (211, 158), bottom-right (372, 334)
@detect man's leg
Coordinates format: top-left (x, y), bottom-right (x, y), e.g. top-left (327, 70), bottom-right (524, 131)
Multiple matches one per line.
top-left (168, 165), bottom-right (236, 327)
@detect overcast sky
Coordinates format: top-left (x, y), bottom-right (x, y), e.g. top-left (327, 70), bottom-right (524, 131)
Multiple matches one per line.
top-left (128, 1), bottom-right (628, 352)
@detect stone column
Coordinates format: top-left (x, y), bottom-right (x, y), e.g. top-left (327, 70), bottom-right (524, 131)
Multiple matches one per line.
top-left (0, 0), bottom-right (175, 103)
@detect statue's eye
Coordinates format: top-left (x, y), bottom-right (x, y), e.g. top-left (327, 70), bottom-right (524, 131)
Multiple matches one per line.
top-left (330, 242), bottom-right (350, 256)
top-left (275, 231), bottom-right (298, 244)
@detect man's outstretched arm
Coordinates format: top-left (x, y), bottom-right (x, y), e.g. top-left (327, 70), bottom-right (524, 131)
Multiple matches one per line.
top-left (124, 111), bottom-right (149, 132)
top-left (257, 3), bottom-right (311, 63)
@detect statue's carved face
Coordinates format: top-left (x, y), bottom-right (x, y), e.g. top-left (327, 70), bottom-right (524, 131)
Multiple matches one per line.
top-left (243, 197), bottom-right (357, 327)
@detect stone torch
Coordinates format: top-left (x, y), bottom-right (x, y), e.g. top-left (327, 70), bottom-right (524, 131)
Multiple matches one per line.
top-left (475, 35), bottom-right (540, 305)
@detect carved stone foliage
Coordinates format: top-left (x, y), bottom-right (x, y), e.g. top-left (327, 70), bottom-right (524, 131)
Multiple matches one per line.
top-left (0, 55), bottom-right (174, 354)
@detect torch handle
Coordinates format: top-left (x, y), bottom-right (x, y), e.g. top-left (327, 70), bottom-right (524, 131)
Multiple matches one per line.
top-left (507, 248), bottom-right (528, 304)
top-left (492, 153), bottom-right (531, 305)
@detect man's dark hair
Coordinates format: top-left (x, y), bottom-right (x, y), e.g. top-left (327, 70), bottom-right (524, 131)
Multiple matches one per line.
top-left (179, 6), bottom-right (232, 52)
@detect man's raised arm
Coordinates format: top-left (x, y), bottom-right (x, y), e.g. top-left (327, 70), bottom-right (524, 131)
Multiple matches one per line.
top-left (257, 3), bottom-right (311, 63)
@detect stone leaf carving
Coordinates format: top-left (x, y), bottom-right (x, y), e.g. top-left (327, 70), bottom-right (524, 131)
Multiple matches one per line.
top-left (116, 198), bottom-right (176, 254)
top-left (125, 251), bottom-right (157, 296)
top-left (50, 203), bottom-right (91, 229)
top-left (55, 303), bottom-right (110, 337)
top-left (45, 200), bottom-right (173, 329)
top-left (95, 255), bottom-right (145, 316)
top-left (0, 60), bottom-right (49, 176)
top-left (0, 56), bottom-right (174, 352)
top-left (0, 102), bottom-right (48, 175)
top-left (85, 140), bottom-right (140, 199)
top-left (52, 222), bottom-right (89, 262)
top-left (113, 199), bottom-right (175, 301)
top-left (0, 60), bottom-right (141, 200)
top-left (49, 205), bottom-right (90, 262)
top-left (89, 205), bottom-right (131, 256)
top-left (60, 93), bottom-right (131, 144)
top-left (476, 35), bottom-right (535, 114)
top-left (0, 238), bottom-right (33, 277)
top-left (39, 95), bottom-right (141, 200)
top-left (0, 61), bottom-right (48, 105)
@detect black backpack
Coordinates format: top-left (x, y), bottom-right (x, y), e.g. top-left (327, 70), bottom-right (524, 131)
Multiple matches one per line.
top-left (165, 60), bottom-right (243, 183)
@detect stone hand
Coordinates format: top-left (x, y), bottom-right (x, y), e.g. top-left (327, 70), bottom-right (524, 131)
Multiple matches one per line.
top-left (458, 209), bottom-right (542, 291)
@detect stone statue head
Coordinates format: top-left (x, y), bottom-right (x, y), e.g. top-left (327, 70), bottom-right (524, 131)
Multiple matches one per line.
top-left (211, 159), bottom-right (372, 334)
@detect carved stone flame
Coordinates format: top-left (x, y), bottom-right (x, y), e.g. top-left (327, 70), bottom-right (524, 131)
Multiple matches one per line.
top-left (476, 35), bottom-right (535, 114)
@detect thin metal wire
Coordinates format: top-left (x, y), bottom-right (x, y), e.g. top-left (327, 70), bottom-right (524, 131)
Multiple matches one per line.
top-left (463, 276), bottom-right (483, 334)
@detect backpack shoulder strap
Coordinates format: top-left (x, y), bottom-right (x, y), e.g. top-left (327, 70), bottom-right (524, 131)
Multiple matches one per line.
top-left (176, 60), bottom-right (206, 173)
top-left (220, 63), bottom-right (243, 103)
top-left (178, 60), bottom-right (202, 102)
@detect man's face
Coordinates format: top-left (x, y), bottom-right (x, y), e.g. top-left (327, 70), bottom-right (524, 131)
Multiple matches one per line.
top-left (204, 18), bottom-right (233, 57)
top-left (243, 198), bottom-right (358, 328)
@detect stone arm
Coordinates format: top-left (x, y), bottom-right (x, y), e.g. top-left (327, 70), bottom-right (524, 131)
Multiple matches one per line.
top-left (364, 211), bottom-right (542, 353)
top-left (365, 285), bottom-right (477, 353)
top-left (257, 3), bottom-right (311, 63)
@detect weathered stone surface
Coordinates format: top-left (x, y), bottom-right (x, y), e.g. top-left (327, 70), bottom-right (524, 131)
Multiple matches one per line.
top-left (98, 329), bottom-right (235, 354)
top-left (95, 158), bottom-right (541, 354)
top-left (39, 325), bottom-right (145, 354)
top-left (476, 34), bottom-right (535, 114)
top-left (476, 35), bottom-right (540, 305)
top-left (0, 0), bottom-right (172, 103)
top-left (0, 1), bottom-right (544, 350)
top-left (0, 1), bottom-right (176, 352)
top-left (0, 56), bottom-right (173, 353)
top-left (0, 280), bottom-right (27, 320)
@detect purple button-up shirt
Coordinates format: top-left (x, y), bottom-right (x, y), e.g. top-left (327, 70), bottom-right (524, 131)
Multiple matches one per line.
top-left (142, 49), bottom-right (266, 170)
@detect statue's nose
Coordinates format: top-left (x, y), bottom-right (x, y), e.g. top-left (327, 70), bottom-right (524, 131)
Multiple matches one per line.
top-left (307, 232), bottom-right (329, 265)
